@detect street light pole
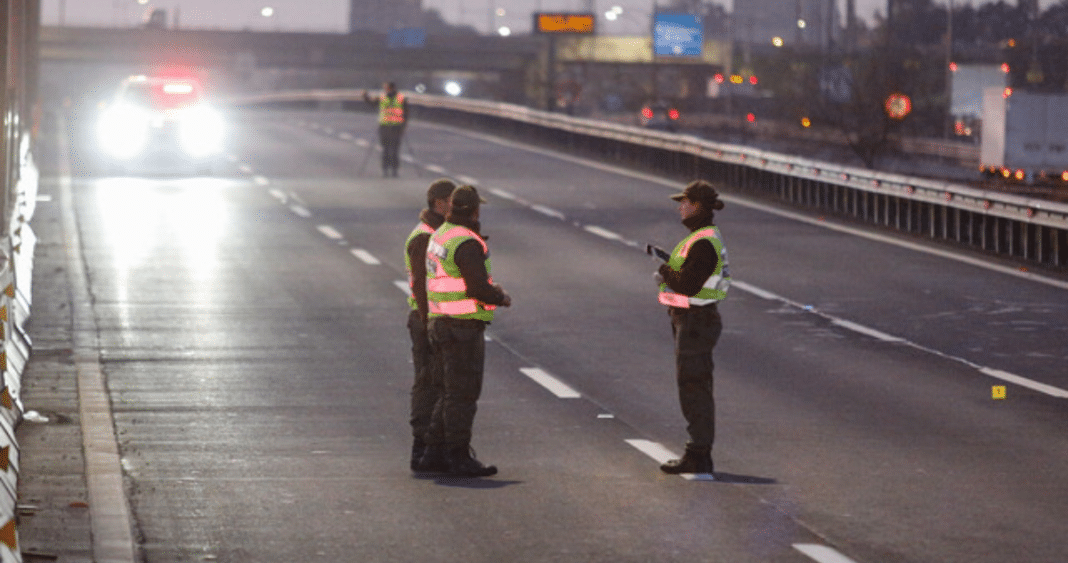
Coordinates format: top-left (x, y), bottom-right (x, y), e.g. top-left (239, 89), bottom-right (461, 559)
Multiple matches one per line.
top-left (944, 0), bottom-right (953, 140)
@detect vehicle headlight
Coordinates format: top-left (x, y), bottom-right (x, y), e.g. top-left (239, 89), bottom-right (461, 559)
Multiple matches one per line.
top-left (178, 105), bottom-right (226, 157)
top-left (98, 104), bottom-right (151, 159)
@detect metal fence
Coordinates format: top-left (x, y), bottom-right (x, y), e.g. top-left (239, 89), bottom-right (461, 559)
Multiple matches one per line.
top-left (235, 89), bottom-right (1068, 271)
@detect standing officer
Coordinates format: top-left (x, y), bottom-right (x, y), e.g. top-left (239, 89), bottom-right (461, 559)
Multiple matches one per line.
top-left (419, 185), bottom-right (511, 477)
top-left (362, 81), bottom-right (408, 177)
top-left (654, 180), bottom-right (730, 476)
top-left (405, 179), bottom-right (456, 471)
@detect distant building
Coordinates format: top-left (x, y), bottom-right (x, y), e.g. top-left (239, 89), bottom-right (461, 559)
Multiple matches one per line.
top-left (732, 0), bottom-right (839, 49)
top-left (349, 0), bottom-right (423, 33)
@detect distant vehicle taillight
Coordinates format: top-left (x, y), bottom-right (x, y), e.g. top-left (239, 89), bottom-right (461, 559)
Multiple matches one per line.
top-left (668, 108), bottom-right (680, 120)
top-left (641, 107), bottom-right (654, 120)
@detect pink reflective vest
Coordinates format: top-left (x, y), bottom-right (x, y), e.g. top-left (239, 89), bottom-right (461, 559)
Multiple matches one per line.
top-left (658, 226), bottom-right (730, 308)
top-left (426, 223), bottom-right (497, 321)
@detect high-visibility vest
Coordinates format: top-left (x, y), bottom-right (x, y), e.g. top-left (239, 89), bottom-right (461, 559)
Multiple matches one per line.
top-left (426, 223), bottom-right (497, 321)
top-left (658, 226), bottom-right (730, 308)
top-left (404, 221), bottom-right (436, 311)
top-left (379, 94), bottom-right (406, 125)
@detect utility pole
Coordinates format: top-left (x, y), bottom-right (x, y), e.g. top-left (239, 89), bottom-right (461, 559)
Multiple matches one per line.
top-left (945, 0), bottom-right (954, 140)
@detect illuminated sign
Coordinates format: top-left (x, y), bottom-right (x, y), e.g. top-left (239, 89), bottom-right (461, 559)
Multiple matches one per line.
top-left (534, 13), bottom-right (596, 34)
top-left (654, 13), bottom-right (703, 57)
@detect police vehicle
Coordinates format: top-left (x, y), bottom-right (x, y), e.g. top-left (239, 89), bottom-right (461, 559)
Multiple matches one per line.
top-left (96, 75), bottom-right (226, 173)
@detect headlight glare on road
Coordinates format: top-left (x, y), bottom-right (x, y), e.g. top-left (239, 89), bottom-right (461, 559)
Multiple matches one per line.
top-left (98, 103), bottom-right (151, 159)
top-left (178, 105), bottom-right (226, 158)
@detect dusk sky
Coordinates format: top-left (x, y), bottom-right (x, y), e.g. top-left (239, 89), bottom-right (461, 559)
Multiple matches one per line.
top-left (40, 0), bottom-right (1059, 35)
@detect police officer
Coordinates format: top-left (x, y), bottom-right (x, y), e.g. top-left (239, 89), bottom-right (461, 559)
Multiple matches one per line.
top-left (405, 179), bottom-right (456, 471)
top-left (362, 81), bottom-right (408, 177)
top-left (655, 180), bottom-right (730, 475)
top-left (418, 185), bottom-right (511, 477)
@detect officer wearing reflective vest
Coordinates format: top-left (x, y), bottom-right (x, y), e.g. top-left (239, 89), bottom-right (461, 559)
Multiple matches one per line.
top-left (417, 185), bottom-right (511, 477)
top-left (361, 81), bottom-right (408, 177)
top-left (654, 180), bottom-right (730, 476)
top-left (404, 179), bottom-right (456, 472)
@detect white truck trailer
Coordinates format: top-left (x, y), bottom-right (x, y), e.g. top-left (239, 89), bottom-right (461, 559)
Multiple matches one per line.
top-left (981, 88), bottom-right (1068, 183)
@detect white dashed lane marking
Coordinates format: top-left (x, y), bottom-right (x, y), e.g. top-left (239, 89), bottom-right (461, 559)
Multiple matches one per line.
top-left (289, 205), bottom-right (311, 218)
top-left (350, 248), bottom-right (381, 265)
top-left (317, 225), bottom-right (344, 240)
top-left (394, 280), bottom-right (411, 296)
top-left (793, 544), bottom-right (859, 563)
top-left (531, 204), bottom-right (566, 221)
top-left (455, 175), bottom-right (479, 186)
top-left (425, 164), bottom-right (447, 175)
top-left (583, 225), bottom-right (623, 241)
top-left (519, 368), bottom-right (580, 399)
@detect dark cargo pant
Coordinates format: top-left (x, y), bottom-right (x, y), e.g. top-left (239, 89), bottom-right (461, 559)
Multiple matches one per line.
top-left (670, 304), bottom-right (723, 448)
top-left (378, 124), bottom-right (404, 173)
top-left (407, 309), bottom-right (440, 441)
top-left (425, 317), bottom-right (486, 448)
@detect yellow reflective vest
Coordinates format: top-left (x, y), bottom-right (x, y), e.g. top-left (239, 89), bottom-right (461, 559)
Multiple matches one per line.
top-left (658, 226), bottom-right (730, 308)
top-left (379, 94), bottom-right (405, 125)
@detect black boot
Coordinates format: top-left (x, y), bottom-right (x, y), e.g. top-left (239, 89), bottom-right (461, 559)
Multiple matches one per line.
top-left (414, 444), bottom-right (450, 473)
top-left (410, 437), bottom-right (425, 471)
top-left (445, 445), bottom-right (497, 477)
top-left (659, 444), bottom-right (713, 475)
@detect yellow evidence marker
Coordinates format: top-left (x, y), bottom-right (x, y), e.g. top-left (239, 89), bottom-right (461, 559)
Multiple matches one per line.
top-left (992, 386), bottom-right (1006, 400)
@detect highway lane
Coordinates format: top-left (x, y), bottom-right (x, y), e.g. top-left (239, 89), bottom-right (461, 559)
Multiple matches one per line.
top-left (51, 107), bottom-right (1068, 563)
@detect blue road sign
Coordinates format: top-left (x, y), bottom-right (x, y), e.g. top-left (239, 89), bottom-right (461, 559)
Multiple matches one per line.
top-left (653, 13), bottom-right (703, 57)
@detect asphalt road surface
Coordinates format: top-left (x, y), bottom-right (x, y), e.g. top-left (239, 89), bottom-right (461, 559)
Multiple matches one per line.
top-left (33, 107), bottom-right (1068, 562)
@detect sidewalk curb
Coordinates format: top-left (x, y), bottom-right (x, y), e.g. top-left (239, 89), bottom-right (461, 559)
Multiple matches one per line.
top-left (57, 121), bottom-right (137, 563)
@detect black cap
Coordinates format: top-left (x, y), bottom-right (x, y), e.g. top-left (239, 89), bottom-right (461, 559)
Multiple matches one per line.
top-left (427, 178), bottom-right (456, 206)
top-left (450, 185), bottom-right (486, 213)
top-left (670, 180), bottom-right (722, 208)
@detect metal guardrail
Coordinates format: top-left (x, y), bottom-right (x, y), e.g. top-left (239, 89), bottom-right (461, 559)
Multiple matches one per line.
top-left (232, 90), bottom-right (1068, 270)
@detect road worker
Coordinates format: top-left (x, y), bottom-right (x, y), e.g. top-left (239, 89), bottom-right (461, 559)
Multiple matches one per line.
top-left (362, 81), bottom-right (407, 177)
top-left (405, 179), bottom-right (456, 471)
top-left (418, 185), bottom-right (511, 477)
top-left (655, 180), bottom-right (730, 476)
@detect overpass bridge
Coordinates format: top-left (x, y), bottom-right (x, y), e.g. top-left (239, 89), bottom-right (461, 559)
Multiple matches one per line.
top-left (38, 26), bottom-right (543, 107)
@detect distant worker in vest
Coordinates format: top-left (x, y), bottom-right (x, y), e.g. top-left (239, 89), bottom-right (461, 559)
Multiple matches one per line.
top-left (362, 81), bottom-right (408, 177)
top-left (404, 178), bottom-right (457, 472)
top-left (418, 185), bottom-right (511, 477)
top-left (653, 180), bottom-right (730, 477)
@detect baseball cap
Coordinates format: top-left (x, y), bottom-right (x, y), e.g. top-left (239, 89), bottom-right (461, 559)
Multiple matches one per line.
top-left (450, 185), bottom-right (486, 212)
top-left (670, 180), bottom-right (720, 205)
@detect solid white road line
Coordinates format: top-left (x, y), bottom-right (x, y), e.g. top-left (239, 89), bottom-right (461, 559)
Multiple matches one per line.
top-left (830, 318), bottom-right (904, 343)
top-left (317, 225), bottom-right (344, 240)
top-left (519, 368), bottom-right (581, 399)
top-left (980, 367), bottom-right (1068, 398)
top-left (793, 543), bottom-right (859, 563)
top-left (350, 248), bottom-right (381, 265)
